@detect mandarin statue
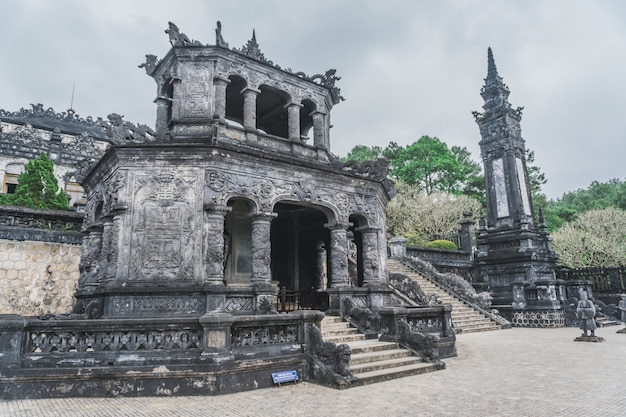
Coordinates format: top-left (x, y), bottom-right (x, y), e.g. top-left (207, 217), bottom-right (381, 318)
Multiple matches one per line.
top-left (576, 292), bottom-right (597, 337)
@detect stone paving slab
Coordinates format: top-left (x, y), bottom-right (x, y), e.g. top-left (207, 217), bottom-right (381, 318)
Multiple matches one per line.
top-left (2, 327), bottom-right (625, 417)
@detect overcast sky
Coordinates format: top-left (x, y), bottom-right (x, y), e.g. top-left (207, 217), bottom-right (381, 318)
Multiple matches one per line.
top-left (2, 0), bottom-right (625, 199)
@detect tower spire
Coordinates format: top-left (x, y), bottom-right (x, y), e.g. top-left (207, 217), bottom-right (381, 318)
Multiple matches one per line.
top-left (480, 47), bottom-right (511, 111)
top-left (486, 47), bottom-right (499, 83)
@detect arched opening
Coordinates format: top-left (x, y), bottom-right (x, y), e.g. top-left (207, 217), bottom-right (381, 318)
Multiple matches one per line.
top-left (257, 85), bottom-right (289, 138)
top-left (2, 163), bottom-right (24, 194)
top-left (300, 99), bottom-right (316, 140)
top-left (160, 81), bottom-right (174, 126)
top-left (225, 75), bottom-right (246, 127)
top-left (349, 214), bottom-right (369, 287)
top-left (271, 202), bottom-right (330, 309)
top-left (224, 198), bottom-right (254, 285)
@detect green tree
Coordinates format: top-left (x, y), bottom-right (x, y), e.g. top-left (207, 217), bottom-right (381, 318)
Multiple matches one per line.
top-left (0, 152), bottom-right (69, 210)
top-left (341, 145), bottom-right (383, 163)
top-left (543, 178), bottom-right (626, 231)
top-left (391, 136), bottom-right (475, 195)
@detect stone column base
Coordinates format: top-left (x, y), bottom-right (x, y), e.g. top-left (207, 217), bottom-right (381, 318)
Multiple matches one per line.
top-left (574, 335), bottom-right (605, 342)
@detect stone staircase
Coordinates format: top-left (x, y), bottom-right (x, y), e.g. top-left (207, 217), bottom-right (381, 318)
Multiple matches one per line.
top-left (321, 316), bottom-right (443, 387)
top-left (388, 259), bottom-right (502, 333)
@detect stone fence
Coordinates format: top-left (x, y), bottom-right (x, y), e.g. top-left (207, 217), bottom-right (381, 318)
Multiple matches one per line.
top-left (0, 311), bottom-right (323, 398)
top-left (556, 266), bottom-right (626, 294)
top-left (0, 205), bottom-right (84, 316)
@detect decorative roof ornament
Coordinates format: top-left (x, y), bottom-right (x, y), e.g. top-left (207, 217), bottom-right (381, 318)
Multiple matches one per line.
top-left (215, 21), bottom-right (228, 48)
top-left (165, 21), bottom-right (202, 47)
top-left (99, 113), bottom-right (156, 144)
top-left (238, 30), bottom-right (273, 65)
top-left (139, 54), bottom-right (159, 75)
top-left (0, 103), bottom-right (87, 122)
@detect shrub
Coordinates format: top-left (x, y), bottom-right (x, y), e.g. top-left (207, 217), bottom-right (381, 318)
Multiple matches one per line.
top-left (425, 239), bottom-right (458, 250)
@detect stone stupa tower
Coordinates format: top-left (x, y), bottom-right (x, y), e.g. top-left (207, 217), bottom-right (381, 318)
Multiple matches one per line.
top-left (473, 48), bottom-right (559, 317)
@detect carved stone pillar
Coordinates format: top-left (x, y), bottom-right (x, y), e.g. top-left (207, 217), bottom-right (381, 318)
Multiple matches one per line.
top-left (242, 87), bottom-right (260, 131)
top-left (100, 218), bottom-right (116, 285)
top-left (204, 205), bottom-right (232, 285)
top-left (171, 79), bottom-right (182, 122)
top-left (154, 96), bottom-right (170, 138)
top-left (78, 230), bottom-right (103, 291)
top-left (311, 111), bottom-right (326, 149)
top-left (287, 102), bottom-right (303, 141)
top-left (250, 212), bottom-right (277, 285)
top-left (213, 76), bottom-right (230, 122)
top-left (357, 227), bottom-right (381, 286)
top-left (325, 222), bottom-right (351, 288)
top-left (316, 241), bottom-right (327, 290)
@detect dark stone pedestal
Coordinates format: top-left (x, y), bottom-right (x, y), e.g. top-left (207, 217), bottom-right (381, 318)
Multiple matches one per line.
top-left (573, 335), bottom-right (605, 342)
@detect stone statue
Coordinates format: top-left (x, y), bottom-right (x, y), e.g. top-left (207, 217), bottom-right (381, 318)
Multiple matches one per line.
top-left (576, 292), bottom-right (597, 337)
top-left (139, 54), bottom-right (158, 74)
top-left (618, 294), bottom-right (626, 333)
top-left (215, 21), bottom-right (228, 48)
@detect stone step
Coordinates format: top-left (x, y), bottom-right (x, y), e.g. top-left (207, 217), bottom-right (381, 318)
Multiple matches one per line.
top-left (345, 339), bottom-right (399, 354)
top-left (324, 334), bottom-right (366, 343)
top-left (349, 347), bottom-right (412, 365)
top-left (350, 355), bottom-right (423, 374)
top-left (460, 325), bottom-right (502, 333)
top-left (322, 327), bottom-right (359, 336)
top-left (388, 259), bottom-right (502, 334)
top-left (349, 361), bottom-right (445, 387)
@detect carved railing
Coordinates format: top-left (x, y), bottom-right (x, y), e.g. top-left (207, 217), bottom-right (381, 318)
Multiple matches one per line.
top-left (379, 305), bottom-right (456, 360)
top-left (0, 311), bottom-right (324, 369)
top-left (0, 205), bottom-right (84, 244)
top-left (401, 256), bottom-right (511, 329)
top-left (275, 287), bottom-right (329, 313)
top-left (557, 267), bottom-right (626, 293)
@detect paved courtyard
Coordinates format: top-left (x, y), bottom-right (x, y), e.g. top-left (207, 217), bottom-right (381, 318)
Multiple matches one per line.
top-left (2, 326), bottom-right (625, 417)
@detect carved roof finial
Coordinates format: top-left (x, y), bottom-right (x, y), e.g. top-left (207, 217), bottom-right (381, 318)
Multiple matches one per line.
top-left (486, 47), bottom-right (499, 83)
top-left (480, 47), bottom-right (511, 110)
top-left (215, 21), bottom-right (228, 48)
top-left (239, 29), bottom-right (272, 64)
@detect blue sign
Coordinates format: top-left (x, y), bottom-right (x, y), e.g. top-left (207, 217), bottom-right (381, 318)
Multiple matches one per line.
top-left (272, 370), bottom-right (299, 384)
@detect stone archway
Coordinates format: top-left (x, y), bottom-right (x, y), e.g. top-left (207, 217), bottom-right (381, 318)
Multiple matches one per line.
top-left (271, 201), bottom-right (331, 309)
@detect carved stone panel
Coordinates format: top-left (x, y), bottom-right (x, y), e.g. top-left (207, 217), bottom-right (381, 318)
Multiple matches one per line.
top-left (181, 64), bottom-right (211, 119)
top-left (128, 170), bottom-right (201, 283)
top-left (492, 158), bottom-right (509, 218)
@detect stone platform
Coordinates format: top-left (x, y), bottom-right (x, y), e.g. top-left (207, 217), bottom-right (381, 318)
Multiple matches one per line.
top-left (2, 327), bottom-right (625, 416)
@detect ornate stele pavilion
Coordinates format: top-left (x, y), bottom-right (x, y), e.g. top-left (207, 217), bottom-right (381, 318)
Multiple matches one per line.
top-left (2, 22), bottom-right (459, 399)
top-left (75, 21), bottom-right (393, 319)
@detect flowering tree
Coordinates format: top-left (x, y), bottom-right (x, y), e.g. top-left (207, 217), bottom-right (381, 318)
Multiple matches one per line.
top-left (387, 182), bottom-right (481, 246)
top-left (551, 207), bottom-right (626, 268)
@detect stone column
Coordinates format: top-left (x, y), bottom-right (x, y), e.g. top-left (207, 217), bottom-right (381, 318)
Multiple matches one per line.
top-left (316, 241), bottom-right (327, 290)
top-left (311, 111), bottom-right (326, 149)
top-left (325, 222), bottom-right (351, 288)
top-left (459, 210), bottom-right (476, 260)
top-left (204, 205), bottom-right (231, 285)
top-left (357, 227), bottom-right (381, 286)
top-left (213, 76), bottom-right (230, 122)
top-left (250, 212), bottom-right (277, 286)
top-left (242, 87), bottom-right (261, 131)
top-left (154, 96), bottom-right (170, 138)
top-left (171, 79), bottom-right (182, 122)
top-left (286, 102), bottom-right (303, 142)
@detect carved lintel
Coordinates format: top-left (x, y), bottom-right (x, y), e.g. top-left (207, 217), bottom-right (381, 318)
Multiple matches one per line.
top-left (324, 221), bottom-right (352, 231)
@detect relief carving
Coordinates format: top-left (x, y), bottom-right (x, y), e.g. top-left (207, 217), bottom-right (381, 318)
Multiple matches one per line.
top-left (129, 170), bottom-right (198, 282)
